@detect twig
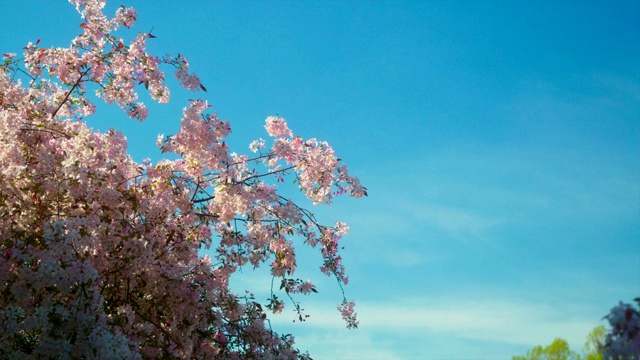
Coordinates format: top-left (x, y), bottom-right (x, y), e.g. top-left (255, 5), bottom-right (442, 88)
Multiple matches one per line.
top-left (51, 67), bottom-right (91, 119)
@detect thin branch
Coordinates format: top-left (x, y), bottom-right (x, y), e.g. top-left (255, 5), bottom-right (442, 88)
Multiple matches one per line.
top-left (239, 166), bottom-right (295, 184)
top-left (193, 195), bottom-right (215, 204)
top-left (20, 125), bottom-right (72, 139)
top-left (51, 67), bottom-right (91, 119)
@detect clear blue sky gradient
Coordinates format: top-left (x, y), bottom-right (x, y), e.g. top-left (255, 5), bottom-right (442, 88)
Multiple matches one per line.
top-left (1, 1), bottom-right (639, 359)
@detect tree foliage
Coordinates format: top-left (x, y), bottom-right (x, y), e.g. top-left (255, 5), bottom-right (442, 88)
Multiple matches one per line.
top-left (513, 307), bottom-right (640, 360)
top-left (511, 327), bottom-right (607, 360)
top-left (602, 298), bottom-right (640, 360)
top-left (512, 338), bottom-right (579, 360)
top-left (583, 326), bottom-right (606, 360)
top-left (0, 0), bottom-right (365, 358)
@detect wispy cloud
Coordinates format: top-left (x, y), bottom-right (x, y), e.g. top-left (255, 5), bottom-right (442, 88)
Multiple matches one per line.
top-left (413, 205), bottom-right (503, 241)
top-left (269, 296), bottom-right (604, 359)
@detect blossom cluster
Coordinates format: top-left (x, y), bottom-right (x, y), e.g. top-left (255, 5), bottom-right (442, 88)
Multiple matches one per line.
top-left (0, 0), bottom-right (363, 358)
top-left (337, 301), bottom-right (359, 330)
top-left (264, 116), bottom-right (367, 205)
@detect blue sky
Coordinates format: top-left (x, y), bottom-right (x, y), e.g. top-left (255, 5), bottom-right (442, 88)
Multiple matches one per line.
top-left (2, 1), bottom-right (639, 358)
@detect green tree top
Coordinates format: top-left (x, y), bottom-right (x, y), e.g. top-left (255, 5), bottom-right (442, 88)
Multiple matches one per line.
top-left (512, 338), bottom-right (578, 360)
top-left (512, 326), bottom-right (606, 360)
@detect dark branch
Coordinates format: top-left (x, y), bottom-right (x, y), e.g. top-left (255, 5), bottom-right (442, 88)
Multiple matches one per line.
top-left (51, 67), bottom-right (91, 119)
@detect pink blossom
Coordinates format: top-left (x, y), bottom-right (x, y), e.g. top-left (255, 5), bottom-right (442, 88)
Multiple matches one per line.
top-left (115, 6), bottom-right (137, 28)
top-left (337, 301), bottom-right (359, 329)
top-left (265, 116), bottom-right (293, 138)
top-left (249, 138), bottom-right (265, 153)
top-left (175, 68), bottom-right (201, 90)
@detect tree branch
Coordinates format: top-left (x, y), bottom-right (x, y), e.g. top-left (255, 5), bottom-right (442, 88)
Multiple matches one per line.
top-left (51, 67), bottom-right (91, 119)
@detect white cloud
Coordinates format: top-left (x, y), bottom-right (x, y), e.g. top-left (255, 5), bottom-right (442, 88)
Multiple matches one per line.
top-left (359, 298), bottom-right (598, 346)
top-left (268, 296), bottom-right (605, 359)
top-left (292, 330), bottom-right (404, 360)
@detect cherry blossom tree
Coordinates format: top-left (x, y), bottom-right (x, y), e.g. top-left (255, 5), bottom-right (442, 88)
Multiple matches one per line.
top-left (602, 298), bottom-right (640, 360)
top-left (0, 0), bottom-right (365, 358)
